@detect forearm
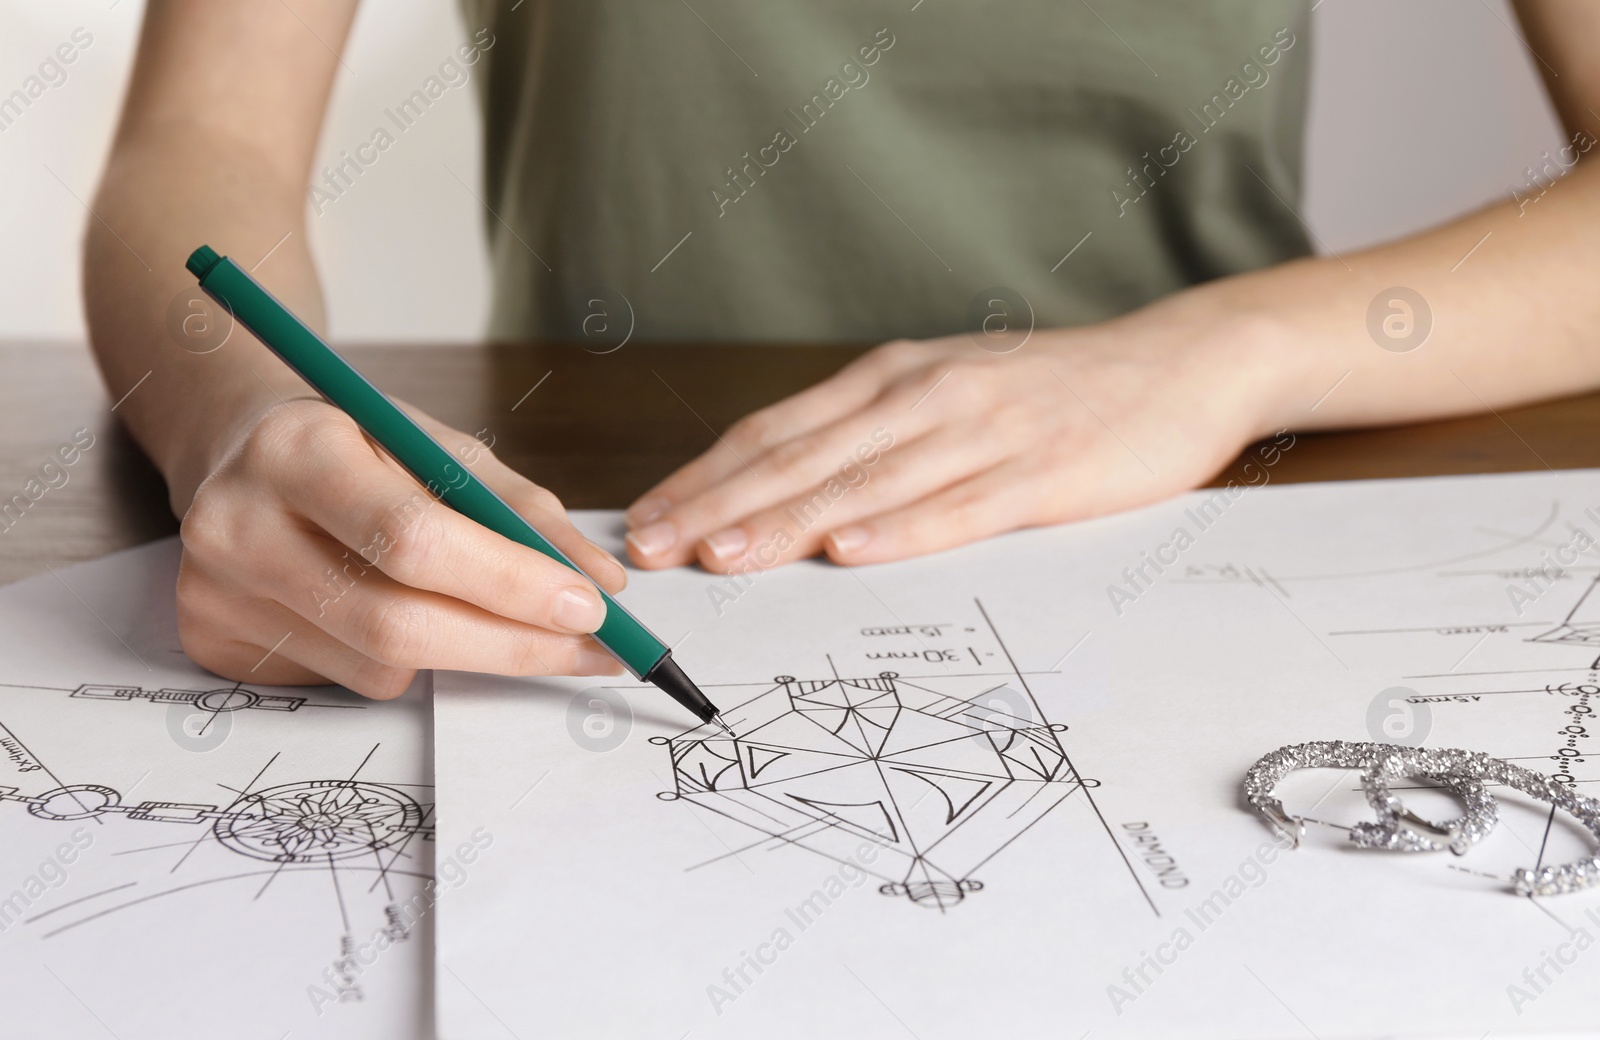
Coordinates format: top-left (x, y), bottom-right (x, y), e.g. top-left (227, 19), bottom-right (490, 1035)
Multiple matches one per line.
top-left (85, 0), bottom-right (357, 514)
top-left (87, 128), bottom-right (321, 511)
top-left (1197, 153), bottom-right (1600, 436)
top-left (1146, 0), bottom-right (1600, 441)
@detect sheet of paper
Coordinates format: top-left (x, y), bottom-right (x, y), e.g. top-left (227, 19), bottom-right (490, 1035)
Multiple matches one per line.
top-left (0, 539), bottom-right (434, 1040)
top-left (436, 474), bottom-right (1600, 1039)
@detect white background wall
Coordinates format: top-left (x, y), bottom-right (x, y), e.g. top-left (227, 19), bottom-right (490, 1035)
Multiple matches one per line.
top-left (0, 0), bottom-right (1566, 344)
top-left (0, 0), bottom-right (491, 343)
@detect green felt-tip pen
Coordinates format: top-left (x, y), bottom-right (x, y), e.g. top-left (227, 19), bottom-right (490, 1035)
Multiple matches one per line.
top-left (186, 244), bottom-right (729, 732)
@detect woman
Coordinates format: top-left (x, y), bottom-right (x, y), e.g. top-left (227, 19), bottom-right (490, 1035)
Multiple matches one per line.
top-left (85, 0), bottom-right (1600, 698)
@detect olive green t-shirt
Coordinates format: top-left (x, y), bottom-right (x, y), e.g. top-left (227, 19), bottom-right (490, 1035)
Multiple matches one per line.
top-left (460, 0), bottom-right (1311, 343)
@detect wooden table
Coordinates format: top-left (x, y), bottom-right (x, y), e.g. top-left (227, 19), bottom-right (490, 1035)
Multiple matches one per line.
top-left (4, 339), bottom-right (1597, 584)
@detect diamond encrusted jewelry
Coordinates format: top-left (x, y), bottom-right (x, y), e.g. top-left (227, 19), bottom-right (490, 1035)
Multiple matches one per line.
top-left (1247, 740), bottom-right (1600, 896)
top-left (1477, 756), bottom-right (1600, 896)
top-left (1353, 745), bottom-right (1499, 855)
top-left (1243, 740), bottom-right (1494, 853)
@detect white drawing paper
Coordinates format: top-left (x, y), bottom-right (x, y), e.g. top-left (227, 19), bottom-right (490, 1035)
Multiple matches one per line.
top-left (0, 539), bottom-right (435, 1040)
top-left (435, 475), bottom-right (1600, 1039)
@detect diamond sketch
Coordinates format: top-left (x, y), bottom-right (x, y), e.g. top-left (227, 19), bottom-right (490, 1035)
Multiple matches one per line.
top-left (1531, 571), bottom-right (1600, 667)
top-left (653, 670), bottom-right (1084, 910)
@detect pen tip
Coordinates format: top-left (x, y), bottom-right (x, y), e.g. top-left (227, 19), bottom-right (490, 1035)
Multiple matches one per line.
top-left (711, 713), bottom-right (735, 737)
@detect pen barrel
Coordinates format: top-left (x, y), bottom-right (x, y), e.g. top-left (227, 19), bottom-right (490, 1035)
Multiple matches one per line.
top-left (191, 250), bottom-right (668, 677)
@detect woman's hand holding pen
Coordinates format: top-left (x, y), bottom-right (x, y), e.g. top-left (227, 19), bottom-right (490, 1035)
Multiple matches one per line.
top-left (174, 395), bottom-right (626, 698)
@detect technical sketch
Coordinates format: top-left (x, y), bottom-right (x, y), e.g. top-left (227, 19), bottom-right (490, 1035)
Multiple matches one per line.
top-left (0, 540), bottom-right (435, 1039)
top-left (653, 670), bottom-right (1082, 910)
top-left (432, 482), bottom-right (1600, 1039)
top-left (1530, 571), bottom-right (1600, 667)
top-left (0, 779), bottom-right (432, 863)
top-left (0, 677), bottom-right (433, 949)
top-left (69, 682), bottom-right (307, 713)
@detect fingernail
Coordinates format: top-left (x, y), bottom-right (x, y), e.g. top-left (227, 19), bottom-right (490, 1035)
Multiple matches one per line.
top-left (553, 587), bottom-right (606, 632)
top-left (703, 528), bottom-right (749, 561)
top-left (828, 526), bottom-right (871, 555)
top-left (625, 520), bottom-right (676, 557)
top-left (575, 645), bottom-right (622, 675)
top-left (627, 497), bottom-right (669, 528)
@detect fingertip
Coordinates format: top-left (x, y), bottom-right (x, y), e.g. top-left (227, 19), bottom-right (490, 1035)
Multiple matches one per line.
top-left (553, 586), bottom-right (608, 634)
top-left (354, 666), bottom-right (421, 701)
top-left (597, 561), bottom-right (629, 594)
top-left (624, 542), bottom-right (669, 570)
top-left (694, 536), bottom-right (747, 574)
top-left (625, 520), bottom-right (678, 566)
top-left (702, 527), bottom-right (749, 563)
top-left (625, 495), bottom-right (670, 529)
top-left (583, 538), bottom-right (629, 592)
top-left (824, 525), bottom-right (873, 563)
top-left (623, 540), bottom-right (653, 569)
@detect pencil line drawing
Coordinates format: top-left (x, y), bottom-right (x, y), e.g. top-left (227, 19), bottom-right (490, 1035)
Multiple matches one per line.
top-left (653, 668), bottom-right (1082, 910)
top-left (1530, 571), bottom-right (1600, 668)
top-left (0, 679), bottom-right (432, 945)
top-left (0, 779), bottom-right (433, 863)
top-left (69, 682), bottom-right (308, 713)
